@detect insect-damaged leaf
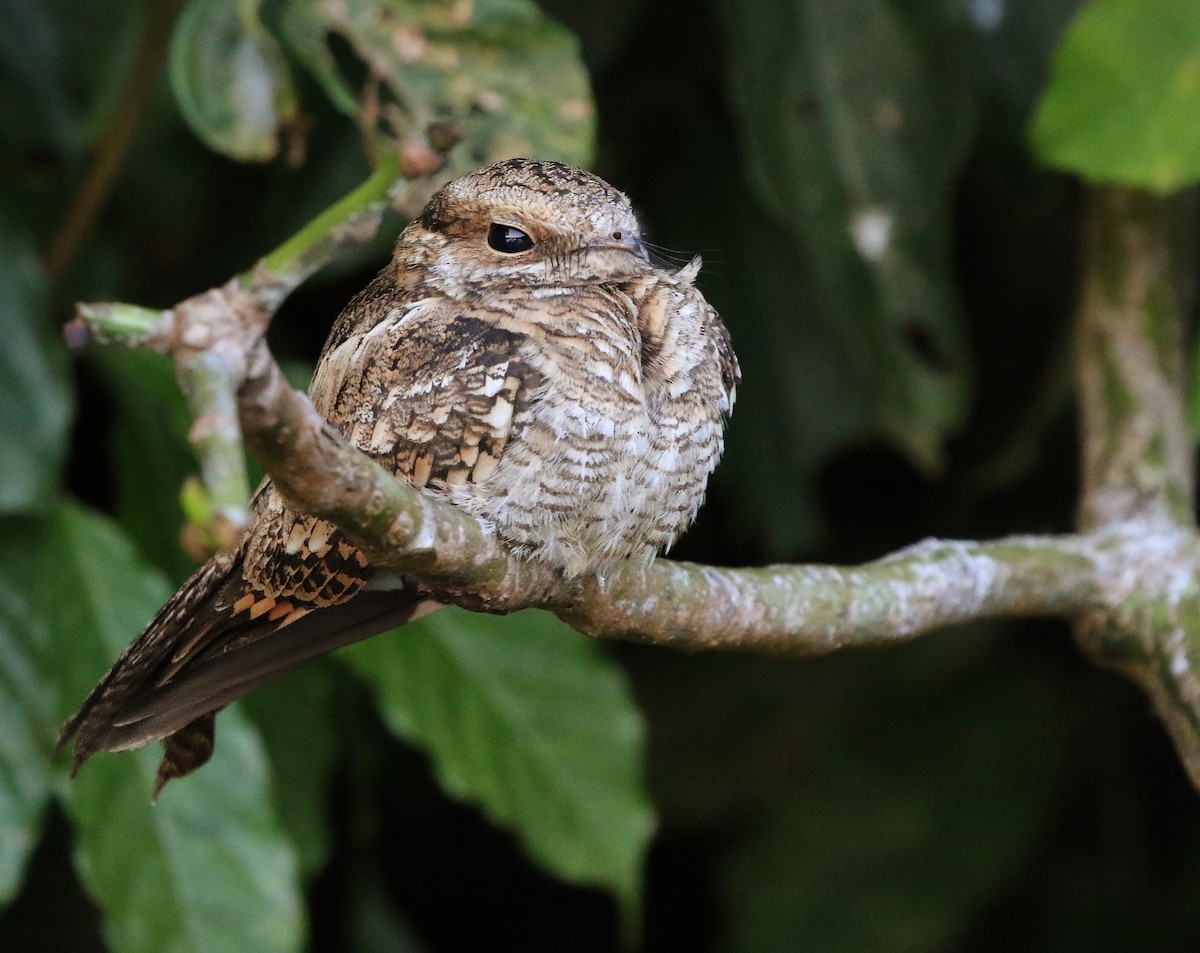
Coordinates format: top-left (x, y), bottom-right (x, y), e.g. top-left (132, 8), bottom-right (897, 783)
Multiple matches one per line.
top-left (280, 0), bottom-right (594, 174)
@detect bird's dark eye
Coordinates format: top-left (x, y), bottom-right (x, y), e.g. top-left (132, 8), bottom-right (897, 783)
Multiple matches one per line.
top-left (487, 223), bottom-right (534, 253)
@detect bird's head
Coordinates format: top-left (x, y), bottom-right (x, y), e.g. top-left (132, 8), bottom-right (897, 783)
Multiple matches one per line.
top-left (396, 158), bottom-right (651, 295)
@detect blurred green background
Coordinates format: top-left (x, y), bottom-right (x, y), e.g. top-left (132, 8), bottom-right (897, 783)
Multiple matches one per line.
top-left (3, 0), bottom-right (1200, 951)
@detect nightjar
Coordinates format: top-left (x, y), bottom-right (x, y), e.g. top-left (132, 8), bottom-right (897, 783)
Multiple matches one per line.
top-left (60, 158), bottom-right (740, 790)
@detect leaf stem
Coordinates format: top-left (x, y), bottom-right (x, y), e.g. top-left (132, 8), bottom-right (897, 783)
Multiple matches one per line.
top-left (71, 157), bottom-right (410, 537)
top-left (252, 151), bottom-right (401, 302)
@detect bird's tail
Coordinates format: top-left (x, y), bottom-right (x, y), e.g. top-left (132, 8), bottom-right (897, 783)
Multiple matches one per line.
top-left (57, 546), bottom-right (437, 792)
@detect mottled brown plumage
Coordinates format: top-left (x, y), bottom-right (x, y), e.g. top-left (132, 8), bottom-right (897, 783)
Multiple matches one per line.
top-left (59, 158), bottom-right (740, 790)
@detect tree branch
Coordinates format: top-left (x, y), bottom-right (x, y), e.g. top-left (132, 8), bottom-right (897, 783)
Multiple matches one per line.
top-left (65, 153), bottom-right (408, 544)
top-left (67, 174), bottom-right (1200, 792)
top-left (1076, 187), bottom-right (1195, 528)
top-left (70, 266), bottom-right (1122, 648)
top-left (560, 535), bottom-right (1114, 651)
top-left (231, 336), bottom-right (1126, 643)
top-left (1073, 186), bottom-right (1200, 788)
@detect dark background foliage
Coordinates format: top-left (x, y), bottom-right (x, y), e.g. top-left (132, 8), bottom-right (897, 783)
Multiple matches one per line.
top-left (2, 0), bottom-right (1200, 951)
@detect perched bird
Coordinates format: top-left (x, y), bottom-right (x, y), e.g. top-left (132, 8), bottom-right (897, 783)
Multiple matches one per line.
top-left (59, 158), bottom-right (740, 791)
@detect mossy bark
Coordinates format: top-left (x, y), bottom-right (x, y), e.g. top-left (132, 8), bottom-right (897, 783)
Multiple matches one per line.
top-left (70, 175), bottom-right (1200, 793)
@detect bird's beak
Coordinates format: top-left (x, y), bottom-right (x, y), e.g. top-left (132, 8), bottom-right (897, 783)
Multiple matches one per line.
top-left (588, 236), bottom-right (650, 262)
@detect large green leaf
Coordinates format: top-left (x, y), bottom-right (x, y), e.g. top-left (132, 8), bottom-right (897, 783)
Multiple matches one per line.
top-left (65, 733), bottom-right (304, 953)
top-left (280, 0), bottom-right (594, 174)
top-left (241, 665), bottom-right (337, 879)
top-left (170, 0), bottom-right (300, 161)
top-left (0, 215), bottom-right (72, 515)
top-left (38, 504), bottom-right (305, 953)
top-left (1030, 0), bottom-right (1200, 193)
top-left (0, 520), bottom-right (55, 906)
top-left (714, 0), bottom-right (974, 470)
top-left (342, 608), bottom-right (654, 918)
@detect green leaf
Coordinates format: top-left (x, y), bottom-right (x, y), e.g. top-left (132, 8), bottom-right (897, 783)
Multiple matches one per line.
top-left (721, 662), bottom-right (1061, 953)
top-left (0, 214), bottom-right (72, 515)
top-left (0, 519), bottom-right (55, 906)
top-left (38, 504), bottom-right (305, 953)
top-left (714, 0), bottom-right (974, 470)
top-left (342, 608), bottom-right (654, 919)
top-left (241, 666), bottom-right (337, 879)
top-left (280, 0), bottom-right (594, 173)
top-left (65, 730), bottom-right (305, 953)
top-left (1030, 0), bottom-right (1200, 193)
top-left (170, 0), bottom-right (300, 161)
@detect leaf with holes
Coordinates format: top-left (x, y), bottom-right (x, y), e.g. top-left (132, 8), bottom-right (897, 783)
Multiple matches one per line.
top-left (280, 0), bottom-right (593, 179)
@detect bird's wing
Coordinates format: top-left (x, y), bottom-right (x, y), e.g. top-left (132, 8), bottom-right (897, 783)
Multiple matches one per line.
top-left (59, 294), bottom-right (542, 790)
top-left (310, 294), bottom-right (541, 487)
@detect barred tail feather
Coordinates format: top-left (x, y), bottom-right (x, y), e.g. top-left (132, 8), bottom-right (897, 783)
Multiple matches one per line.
top-left (57, 547), bottom-right (438, 787)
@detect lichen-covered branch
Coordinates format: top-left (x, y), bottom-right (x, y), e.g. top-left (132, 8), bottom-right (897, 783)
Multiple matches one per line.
top-left (69, 265), bottom-right (1123, 651)
top-left (225, 338), bottom-right (1128, 644)
top-left (67, 173), bottom-right (1200, 793)
top-left (1076, 187), bottom-right (1195, 528)
top-left (561, 536), bottom-right (1114, 652)
top-left (179, 350), bottom-right (249, 538)
top-left (1073, 186), bottom-right (1200, 789)
top-left (69, 280), bottom-right (1124, 646)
